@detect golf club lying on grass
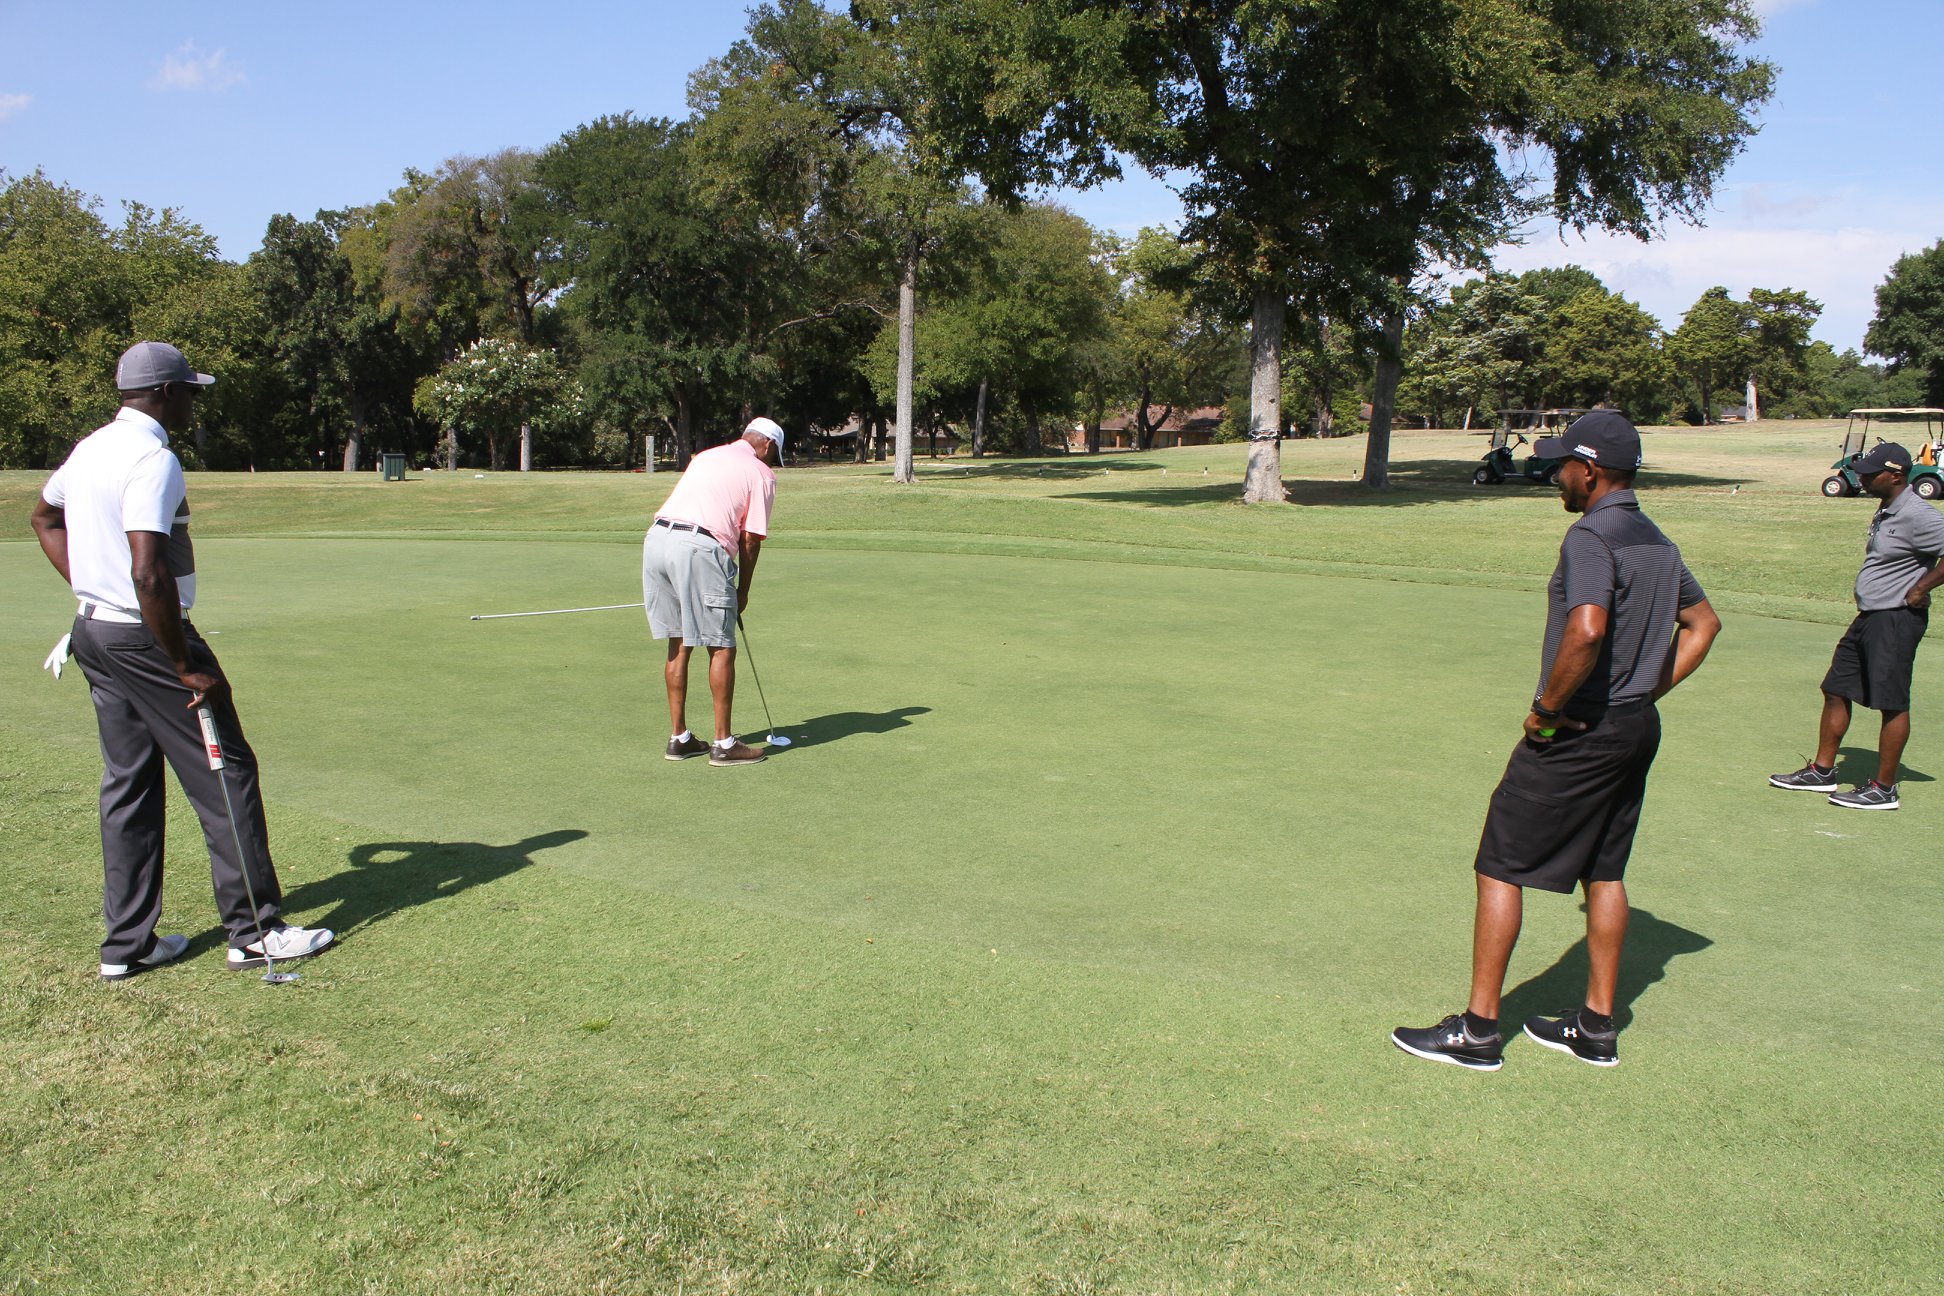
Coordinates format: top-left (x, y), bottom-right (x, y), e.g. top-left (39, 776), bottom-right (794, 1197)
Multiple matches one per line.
top-left (736, 613), bottom-right (790, 748)
top-left (196, 706), bottom-right (298, 985)
top-left (469, 602), bottom-right (643, 621)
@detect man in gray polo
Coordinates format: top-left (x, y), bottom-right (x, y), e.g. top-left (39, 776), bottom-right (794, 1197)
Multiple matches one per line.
top-left (30, 342), bottom-right (334, 979)
top-left (1393, 411), bottom-right (1720, 1070)
top-left (1769, 441), bottom-right (1944, 809)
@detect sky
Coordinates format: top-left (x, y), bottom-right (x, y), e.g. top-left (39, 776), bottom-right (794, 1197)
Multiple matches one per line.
top-left (3, 0), bottom-right (1938, 352)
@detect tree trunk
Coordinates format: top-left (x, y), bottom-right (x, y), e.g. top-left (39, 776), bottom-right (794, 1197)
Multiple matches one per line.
top-left (1135, 371), bottom-right (1153, 451)
top-left (972, 377), bottom-right (989, 457)
top-left (519, 422), bottom-right (532, 472)
top-left (1243, 290), bottom-right (1286, 503)
top-left (342, 425), bottom-right (361, 473)
top-left (488, 430), bottom-right (506, 472)
top-left (674, 392), bottom-right (694, 469)
top-left (1745, 375), bottom-right (1760, 423)
top-left (853, 414), bottom-right (870, 465)
top-left (1024, 404), bottom-right (1042, 455)
top-left (893, 237), bottom-right (918, 484)
top-left (443, 429), bottom-right (458, 471)
top-left (1697, 378), bottom-right (1713, 425)
top-left (1362, 311), bottom-right (1406, 490)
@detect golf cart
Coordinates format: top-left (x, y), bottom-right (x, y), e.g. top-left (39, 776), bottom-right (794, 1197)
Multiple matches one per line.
top-left (1821, 408), bottom-right (1944, 500)
top-left (1470, 408), bottom-right (1591, 486)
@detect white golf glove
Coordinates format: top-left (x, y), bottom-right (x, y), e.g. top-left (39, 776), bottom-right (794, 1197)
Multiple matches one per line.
top-left (43, 632), bottom-right (72, 681)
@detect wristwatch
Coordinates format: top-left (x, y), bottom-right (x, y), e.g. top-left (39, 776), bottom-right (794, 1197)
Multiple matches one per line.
top-left (1531, 699), bottom-right (1561, 721)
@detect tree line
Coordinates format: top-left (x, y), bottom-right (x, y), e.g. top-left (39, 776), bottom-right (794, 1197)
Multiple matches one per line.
top-left (5, 2), bottom-right (1943, 491)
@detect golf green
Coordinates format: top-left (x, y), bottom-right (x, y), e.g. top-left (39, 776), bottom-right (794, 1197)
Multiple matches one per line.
top-left (1, 435), bottom-right (1937, 1294)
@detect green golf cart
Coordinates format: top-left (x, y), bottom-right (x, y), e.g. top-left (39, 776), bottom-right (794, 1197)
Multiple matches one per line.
top-left (1821, 408), bottom-right (1944, 500)
top-left (1470, 408), bottom-right (1590, 486)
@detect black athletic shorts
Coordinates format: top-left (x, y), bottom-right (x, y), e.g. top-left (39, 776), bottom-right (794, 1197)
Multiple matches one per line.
top-left (1822, 607), bottom-right (1927, 713)
top-left (1474, 701), bottom-right (1662, 894)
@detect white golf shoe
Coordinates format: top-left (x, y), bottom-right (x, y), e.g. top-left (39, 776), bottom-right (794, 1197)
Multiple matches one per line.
top-left (229, 925), bottom-right (336, 969)
top-left (100, 933), bottom-right (190, 981)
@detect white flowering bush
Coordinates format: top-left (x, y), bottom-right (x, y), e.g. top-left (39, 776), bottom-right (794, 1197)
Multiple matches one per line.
top-left (413, 337), bottom-right (583, 466)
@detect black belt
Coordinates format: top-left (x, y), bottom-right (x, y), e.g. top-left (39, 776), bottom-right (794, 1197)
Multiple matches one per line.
top-left (653, 518), bottom-right (700, 533)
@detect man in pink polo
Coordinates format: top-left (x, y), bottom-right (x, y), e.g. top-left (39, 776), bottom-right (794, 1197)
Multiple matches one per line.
top-left (643, 417), bottom-right (781, 767)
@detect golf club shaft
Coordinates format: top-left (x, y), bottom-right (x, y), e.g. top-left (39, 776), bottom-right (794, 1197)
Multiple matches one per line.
top-left (469, 602), bottom-right (644, 621)
top-left (197, 706), bottom-right (279, 979)
top-left (736, 613), bottom-right (778, 737)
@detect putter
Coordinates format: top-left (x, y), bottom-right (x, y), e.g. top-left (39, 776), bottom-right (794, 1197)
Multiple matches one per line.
top-left (735, 614), bottom-right (791, 748)
top-left (470, 602), bottom-right (643, 621)
top-left (196, 706), bottom-right (298, 984)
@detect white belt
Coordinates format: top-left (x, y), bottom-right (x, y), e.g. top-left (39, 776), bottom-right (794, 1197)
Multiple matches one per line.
top-left (78, 600), bottom-right (143, 625)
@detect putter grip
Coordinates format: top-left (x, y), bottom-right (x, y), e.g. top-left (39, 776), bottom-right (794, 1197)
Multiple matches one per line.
top-left (197, 707), bottom-right (225, 771)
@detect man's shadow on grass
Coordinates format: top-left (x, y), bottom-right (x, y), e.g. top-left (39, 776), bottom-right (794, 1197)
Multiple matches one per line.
top-left (1836, 747), bottom-right (1932, 784)
top-left (277, 829), bottom-right (588, 940)
top-left (770, 706), bottom-right (929, 750)
top-left (1500, 906), bottom-right (1712, 1031)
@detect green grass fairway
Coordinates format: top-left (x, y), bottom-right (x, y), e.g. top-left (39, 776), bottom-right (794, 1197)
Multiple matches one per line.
top-left (2, 427), bottom-right (1939, 1294)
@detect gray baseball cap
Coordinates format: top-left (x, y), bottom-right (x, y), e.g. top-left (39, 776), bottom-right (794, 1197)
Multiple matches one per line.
top-left (116, 341), bottom-right (215, 391)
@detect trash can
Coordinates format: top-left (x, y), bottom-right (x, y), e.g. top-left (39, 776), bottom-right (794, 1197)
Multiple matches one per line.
top-left (382, 453), bottom-right (407, 482)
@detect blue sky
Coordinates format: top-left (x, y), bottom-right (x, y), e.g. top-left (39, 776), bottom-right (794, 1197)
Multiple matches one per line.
top-left (3, 0), bottom-right (1937, 351)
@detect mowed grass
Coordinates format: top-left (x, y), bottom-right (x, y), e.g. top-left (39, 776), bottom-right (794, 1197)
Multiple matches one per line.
top-left (1, 425), bottom-right (1938, 1294)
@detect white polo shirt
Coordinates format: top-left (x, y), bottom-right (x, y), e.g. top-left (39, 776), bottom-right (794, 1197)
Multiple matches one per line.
top-left (41, 408), bottom-right (197, 621)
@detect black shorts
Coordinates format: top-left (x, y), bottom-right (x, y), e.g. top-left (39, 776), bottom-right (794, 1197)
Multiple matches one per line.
top-left (1822, 607), bottom-right (1927, 713)
top-left (1474, 702), bottom-right (1662, 894)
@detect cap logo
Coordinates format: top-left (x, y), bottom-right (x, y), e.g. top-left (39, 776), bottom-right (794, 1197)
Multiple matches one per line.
top-left (1574, 443), bottom-right (1598, 459)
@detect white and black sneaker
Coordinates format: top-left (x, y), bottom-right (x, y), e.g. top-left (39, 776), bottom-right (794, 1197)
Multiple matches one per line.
top-left (229, 925), bottom-right (336, 969)
top-left (1523, 1010), bottom-right (1619, 1067)
top-left (1828, 780), bottom-right (1899, 810)
top-left (1390, 1013), bottom-right (1504, 1071)
top-left (1768, 761), bottom-right (1838, 792)
top-left (100, 933), bottom-right (189, 981)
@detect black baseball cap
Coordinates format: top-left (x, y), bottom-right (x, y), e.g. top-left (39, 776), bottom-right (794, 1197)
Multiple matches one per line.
top-left (1853, 442), bottom-right (1911, 476)
top-left (1532, 409), bottom-right (1643, 471)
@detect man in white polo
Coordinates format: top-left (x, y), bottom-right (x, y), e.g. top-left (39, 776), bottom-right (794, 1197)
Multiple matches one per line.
top-left (29, 342), bottom-right (334, 979)
top-left (643, 417), bottom-right (781, 767)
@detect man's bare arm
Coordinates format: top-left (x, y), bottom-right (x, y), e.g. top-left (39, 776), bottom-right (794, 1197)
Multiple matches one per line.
top-left (129, 531), bottom-right (217, 706)
top-left (1653, 599), bottom-right (1722, 700)
top-left (30, 498), bottom-right (70, 585)
top-left (737, 534), bottom-right (763, 612)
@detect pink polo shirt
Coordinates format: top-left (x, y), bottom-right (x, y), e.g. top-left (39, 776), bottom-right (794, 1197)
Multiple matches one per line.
top-left (654, 439), bottom-right (776, 554)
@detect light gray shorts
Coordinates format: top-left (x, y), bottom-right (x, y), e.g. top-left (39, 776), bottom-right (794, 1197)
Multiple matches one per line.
top-left (642, 524), bottom-right (738, 648)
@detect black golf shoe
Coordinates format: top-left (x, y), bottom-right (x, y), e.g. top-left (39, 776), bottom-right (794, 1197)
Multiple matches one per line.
top-left (1391, 1013), bottom-right (1504, 1071)
top-left (1768, 761), bottom-right (1838, 792)
top-left (1828, 780), bottom-right (1899, 810)
top-left (1522, 1010), bottom-right (1619, 1067)
top-left (665, 734), bottom-right (710, 761)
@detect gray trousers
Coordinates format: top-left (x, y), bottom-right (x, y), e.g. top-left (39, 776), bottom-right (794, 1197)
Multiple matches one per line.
top-left (70, 615), bottom-right (281, 961)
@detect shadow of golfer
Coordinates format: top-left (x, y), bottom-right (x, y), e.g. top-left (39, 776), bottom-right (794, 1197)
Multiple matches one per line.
top-left (771, 706), bottom-right (930, 750)
top-left (1835, 746), bottom-right (1932, 784)
top-left (1500, 906), bottom-right (1713, 1031)
top-left (276, 829), bottom-right (588, 939)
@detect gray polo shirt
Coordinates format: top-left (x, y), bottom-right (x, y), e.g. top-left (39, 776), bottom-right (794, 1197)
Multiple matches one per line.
top-left (1854, 488), bottom-right (1944, 611)
top-left (1538, 490), bottom-right (1706, 710)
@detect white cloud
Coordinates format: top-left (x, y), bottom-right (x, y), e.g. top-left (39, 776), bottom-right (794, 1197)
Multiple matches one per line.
top-left (0, 92), bottom-right (30, 123)
top-left (149, 43), bottom-right (244, 93)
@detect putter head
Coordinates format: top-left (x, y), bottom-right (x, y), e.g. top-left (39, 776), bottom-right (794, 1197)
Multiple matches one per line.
top-left (262, 969), bottom-right (300, 984)
top-left (765, 734), bottom-right (792, 748)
